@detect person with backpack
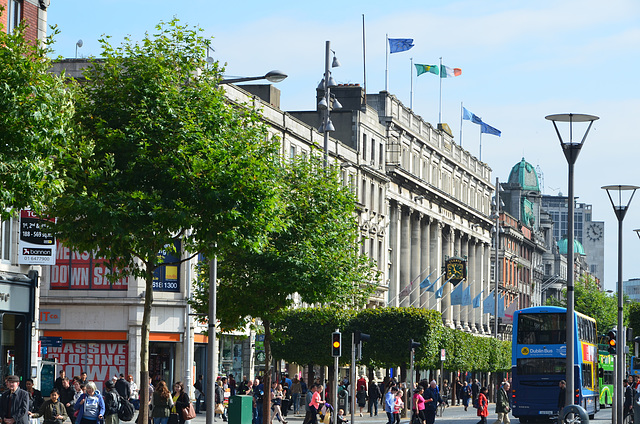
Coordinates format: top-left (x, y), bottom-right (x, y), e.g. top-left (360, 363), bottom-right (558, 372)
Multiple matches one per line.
top-left (104, 380), bottom-right (120, 424)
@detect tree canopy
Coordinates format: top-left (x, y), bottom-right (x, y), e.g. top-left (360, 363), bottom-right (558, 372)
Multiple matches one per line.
top-left (0, 19), bottom-right (74, 218)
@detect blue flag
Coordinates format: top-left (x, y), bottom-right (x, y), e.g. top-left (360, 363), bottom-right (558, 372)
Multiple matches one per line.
top-left (481, 122), bottom-right (501, 137)
top-left (498, 294), bottom-right (506, 318)
top-left (435, 285), bottom-right (444, 299)
top-left (419, 270), bottom-right (436, 289)
top-left (462, 286), bottom-right (472, 306)
top-left (472, 291), bottom-right (483, 308)
top-left (388, 38), bottom-right (414, 54)
top-left (483, 291), bottom-right (495, 314)
top-left (425, 272), bottom-right (443, 292)
top-left (450, 283), bottom-right (463, 305)
top-left (462, 107), bottom-right (483, 125)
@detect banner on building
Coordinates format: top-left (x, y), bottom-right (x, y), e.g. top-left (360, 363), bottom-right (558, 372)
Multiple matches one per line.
top-left (51, 242), bottom-right (128, 290)
top-left (45, 342), bottom-right (128, 391)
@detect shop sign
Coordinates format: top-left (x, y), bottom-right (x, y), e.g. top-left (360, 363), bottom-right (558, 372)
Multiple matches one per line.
top-left (45, 342), bottom-right (128, 391)
top-left (19, 210), bottom-right (56, 265)
top-left (40, 309), bottom-right (61, 324)
top-left (0, 282), bottom-right (30, 312)
top-left (152, 241), bottom-right (180, 292)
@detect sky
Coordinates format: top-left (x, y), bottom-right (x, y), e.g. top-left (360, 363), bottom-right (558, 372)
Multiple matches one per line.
top-left (46, 0), bottom-right (640, 292)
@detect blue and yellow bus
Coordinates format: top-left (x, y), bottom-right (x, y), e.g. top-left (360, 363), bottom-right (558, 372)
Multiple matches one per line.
top-left (511, 306), bottom-right (599, 422)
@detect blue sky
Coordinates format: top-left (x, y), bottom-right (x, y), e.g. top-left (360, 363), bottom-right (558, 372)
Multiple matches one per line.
top-left (47, 0), bottom-right (640, 292)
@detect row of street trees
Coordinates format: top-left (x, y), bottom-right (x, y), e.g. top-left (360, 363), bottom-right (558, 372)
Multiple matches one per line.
top-left (1, 17), bottom-right (376, 424)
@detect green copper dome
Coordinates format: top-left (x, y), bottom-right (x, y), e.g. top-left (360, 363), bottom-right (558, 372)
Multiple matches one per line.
top-left (507, 158), bottom-right (540, 192)
top-left (557, 237), bottom-right (585, 255)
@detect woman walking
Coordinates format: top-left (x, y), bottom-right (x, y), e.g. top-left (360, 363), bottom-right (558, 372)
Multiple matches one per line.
top-left (151, 381), bottom-right (174, 424)
top-left (74, 382), bottom-right (105, 424)
top-left (476, 387), bottom-right (488, 424)
top-left (271, 384), bottom-right (287, 424)
top-left (171, 382), bottom-right (191, 424)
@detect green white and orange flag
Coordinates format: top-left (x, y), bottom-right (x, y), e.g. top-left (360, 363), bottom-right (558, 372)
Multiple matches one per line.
top-left (440, 65), bottom-right (462, 78)
top-left (415, 63), bottom-right (439, 76)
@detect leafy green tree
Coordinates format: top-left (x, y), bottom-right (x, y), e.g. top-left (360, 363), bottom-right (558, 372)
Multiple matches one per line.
top-left (46, 20), bottom-right (281, 424)
top-left (0, 17), bottom-right (74, 218)
top-left (547, 274), bottom-right (620, 332)
top-left (191, 156), bottom-right (377, 422)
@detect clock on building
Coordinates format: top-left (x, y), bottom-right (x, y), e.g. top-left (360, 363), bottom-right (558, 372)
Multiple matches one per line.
top-left (445, 257), bottom-right (466, 286)
top-left (586, 223), bottom-right (603, 241)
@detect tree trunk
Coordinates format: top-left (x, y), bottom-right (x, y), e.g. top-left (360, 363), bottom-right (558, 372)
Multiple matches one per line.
top-left (307, 364), bottom-right (314, 386)
top-left (263, 319), bottom-right (273, 424)
top-left (139, 270), bottom-right (154, 424)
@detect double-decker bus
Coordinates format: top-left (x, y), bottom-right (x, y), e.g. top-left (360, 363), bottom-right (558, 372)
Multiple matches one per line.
top-left (511, 306), bottom-right (599, 422)
top-left (597, 348), bottom-right (613, 407)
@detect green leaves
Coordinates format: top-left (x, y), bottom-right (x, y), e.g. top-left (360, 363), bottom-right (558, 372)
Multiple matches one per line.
top-left (0, 20), bottom-right (75, 218)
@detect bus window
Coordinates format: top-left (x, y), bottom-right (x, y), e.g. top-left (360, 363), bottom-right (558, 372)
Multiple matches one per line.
top-left (517, 358), bottom-right (566, 375)
top-left (582, 363), bottom-right (593, 388)
top-left (517, 313), bottom-right (566, 345)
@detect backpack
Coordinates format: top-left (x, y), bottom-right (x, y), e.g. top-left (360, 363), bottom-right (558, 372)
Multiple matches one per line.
top-left (118, 396), bottom-right (135, 422)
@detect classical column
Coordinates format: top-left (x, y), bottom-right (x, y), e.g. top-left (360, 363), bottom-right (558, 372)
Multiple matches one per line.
top-left (419, 216), bottom-right (432, 309)
top-left (467, 237), bottom-right (478, 333)
top-left (388, 202), bottom-right (402, 307)
top-left (483, 242), bottom-right (491, 334)
top-left (442, 226), bottom-right (454, 327)
top-left (460, 234), bottom-right (471, 331)
top-left (430, 221), bottom-right (443, 312)
top-left (410, 212), bottom-right (422, 307)
top-left (453, 230), bottom-right (462, 329)
top-left (400, 206), bottom-right (411, 307)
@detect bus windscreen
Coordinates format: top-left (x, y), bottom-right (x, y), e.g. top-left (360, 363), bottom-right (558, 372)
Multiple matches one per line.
top-left (517, 312), bottom-right (566, 345)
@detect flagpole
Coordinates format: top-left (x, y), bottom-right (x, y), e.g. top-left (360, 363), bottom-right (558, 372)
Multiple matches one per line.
top-left (362, 14), bottom-right (367, 106)
top-left (438, 57), bottom-right (443, 124)
top-left (459, 102), bottom-right (463, 147)
top-left (385, 34), bottom-right (389, 92)
top-left (410, 57), bottom-right (413, 110)
top-left (479, 130), bottom-right (483, 162)
top-left (419, 272), bottom-right (446, 308)
top-left (387, 266), bottom-right (431, 306)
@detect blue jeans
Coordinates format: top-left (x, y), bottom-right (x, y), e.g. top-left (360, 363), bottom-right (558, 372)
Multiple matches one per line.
top-left (195, 393), bottom-right (203, 414)
top-left (154, 418), bottom-right (169, 424)
top-left (253, 403), bottom-right (263, 424)
top-left (292, 393), bottom-right (300, 414)
top-left (369, 400), bottom-right (378, 416)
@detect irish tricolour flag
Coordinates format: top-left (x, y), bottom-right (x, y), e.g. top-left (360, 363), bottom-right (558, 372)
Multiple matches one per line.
top-left (440, 65), bottom-right (462, 78)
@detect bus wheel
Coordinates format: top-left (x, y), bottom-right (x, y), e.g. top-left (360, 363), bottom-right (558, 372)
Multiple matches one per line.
top-left (559, 405), bottom-right (589, 424)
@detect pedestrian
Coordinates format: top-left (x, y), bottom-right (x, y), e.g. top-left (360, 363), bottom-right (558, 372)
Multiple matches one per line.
top-left (461, 382), bottom-right (471, 411)
top-left (151, 381), bottom-right (173, 424)
top-left (103, 380), bottom-right (120, 424)
top-left (271, 383), bottom-right (287, 424)
top-left (625, 379), bottom-right (634, 419)
top-left (55, 371), bottom-right (66, 392)
top-left (384, 386), bottom-right (398, 424)
top-left (215, 380), bottom-right (226, 422)
top-left (253, 378), bottom-right (264, 424)
top-left (367, 379), bottom-right (381, 417)
top-left (356, 385), bottom-right (367, 417)
top-left (1, 375), bottom-right (30, 424)
top-left (309, 385), bottom-right (324, 424)
top-left (356, 376), bottom-right (367, 393)
top-left (59, 378), bottom-right (77, 424)
top-left (412, 387), bottom-right (426, 424)
top-left (392, 390), bottom-right (404, 424)
top-left (291, 377), bottom-right (302, 415)
top-left (29, 388), bottom-right (68, 424)
top-left (471, 379), bottom-right (480, 409)
top-left (301, 384), bottom-right (315, 424)
top-left (476, 387), bottom-right (488, 424)
top-left (115, 374), bottom-right (131, 401)
top-left (281, 383), bottom-right (291, 417)
top-left (455, 378), bottom-right (462, 406)
top-left (171, 382), bottom-right (191, 424)
top-left (423, 381), bottom-right (442, 424)
top-left (128, 375), bottom-right (139, 410)
top-left (336, 409), bottom-right (348, 424)
top-left (493, 382), bottom-right (511, 424)
top-left (557, 380), bottom-right (566, 414)
top-left (74, 381), bottom-right (105, 424)
top-left (25, 379), bottom-right (44, 413)
top-left (194, 375), bottom-right (204, 414)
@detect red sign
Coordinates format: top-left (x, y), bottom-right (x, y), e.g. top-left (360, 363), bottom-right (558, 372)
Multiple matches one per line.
top-left (50, 242), bottom-right (128, 290)
top-left (45, 342), bottom-right (128, 391)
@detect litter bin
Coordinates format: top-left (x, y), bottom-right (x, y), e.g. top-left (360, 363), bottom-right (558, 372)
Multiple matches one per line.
top-left (337, 390), bottom-right (349, 412)
top-left (228, 395), bottom-right (253, 424)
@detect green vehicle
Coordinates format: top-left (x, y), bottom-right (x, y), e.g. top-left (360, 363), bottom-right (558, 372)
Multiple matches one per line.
top-left (598, 348), bottom-right (614, 408)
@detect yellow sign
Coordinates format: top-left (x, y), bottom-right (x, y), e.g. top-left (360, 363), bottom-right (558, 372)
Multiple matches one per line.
top-left (521, 347), bottom-right (529, 355)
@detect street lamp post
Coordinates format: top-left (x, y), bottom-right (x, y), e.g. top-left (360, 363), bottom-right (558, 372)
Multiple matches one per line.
top-left (603, 184), bottom-right (639, 424)
top-left (205, 70), bottom-right (288, 424)
top-left (545, 113), bottom-right (598, 412)
top-left (317, 41), bottom-right (341, 167)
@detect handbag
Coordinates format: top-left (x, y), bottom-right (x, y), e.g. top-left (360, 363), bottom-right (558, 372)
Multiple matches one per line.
top-left (214, 403), bottom-right (224, 415)
top-left (182, 402), bottom-right (196, 421)
top-left (168, 413), bottom-right (179, 424)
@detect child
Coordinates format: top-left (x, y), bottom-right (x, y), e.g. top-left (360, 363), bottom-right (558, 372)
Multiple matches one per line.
top-left (476, 387), bottom-right (488, 424)
top-left (393, 390), bottom-right (404, 424)
top-left (337, 409), bottom-right (349, 424)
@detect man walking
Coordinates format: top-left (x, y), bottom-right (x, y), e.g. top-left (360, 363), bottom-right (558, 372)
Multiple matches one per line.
top-left (0, 375), bottom-right (30, 424)
top-left (494, 382), bottom-right (511, 424)
top-left (385, 386), bottom-right (398, 424)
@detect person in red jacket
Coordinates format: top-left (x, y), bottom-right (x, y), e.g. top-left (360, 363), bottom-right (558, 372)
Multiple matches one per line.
top-left (476, 387), bottom-right (488, 424)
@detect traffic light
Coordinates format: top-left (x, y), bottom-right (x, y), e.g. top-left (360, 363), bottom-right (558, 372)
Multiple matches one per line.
top-left (332, 331), bottom-right (342, 357)
top-left (410, 339), bottom-right (421, 350)
top-left (355, 331), bottom-right (370, 360)
top-left (607, 329), bottom-right (617, 354)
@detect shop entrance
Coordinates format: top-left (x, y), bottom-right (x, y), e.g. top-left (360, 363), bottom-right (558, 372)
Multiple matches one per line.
top-left (0, 313), bottom-right (28, 381)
